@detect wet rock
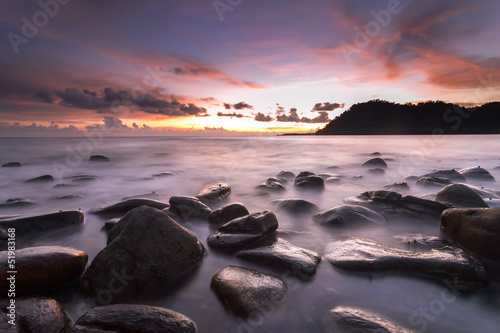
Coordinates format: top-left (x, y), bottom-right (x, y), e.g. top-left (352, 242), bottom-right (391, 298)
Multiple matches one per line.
top-left (83, 206), bottom-right (205, 301)
top-left (345, 190), bottom-right (451, 219)
top-left (210, 266), bottom-right (286, 318)
top-left (1, 162), bottom-right (21, 167)
top-left (313, 205), bottom-right (386, 227)
top-left (441, 208), bottom-right (500, 261)
top-left (0, 198), bottom-right (37, 209)
top-left (235, 238), bottom-right (321, 279)
top-left (294, 171), bottom-right (325, 190)
top-left (277, 170), bottom-right (295, 180)
top-left (0, 211), bottom-right (84, 236)
top-left (324, 238), bottom-right (488, 283)
top-left (152, 171), bottom-right (176, 177)
top-left (0, 246), bottom-right (88, 296)
top-left (325, 176), bottom-right (342, 183)
top-left (361, 158), bottom-right (387, 168)
top-left (89, 198), bottom-right (170, 217)
top-left (459, 166), bottom-right (495, 182)
top-left (370, 152), bottom-right (381, 156)
top-left (394, 233), bottom-right (448, 250)
top-left (101, 221), bottom-right (117, 234)
top-left (208, 203), bottom-right (249, 226)
top-left (207, 211), bottom-right (278, 251)
top-left (169, 196), bottom-right (212, 221)
top-left (463, 184), bottom-right (500, 199)
top-left (403, 175), bottom-right (419, 183)
top-left (417, 176), bottom-right (452, 188)
top-left (436, 184), bottom-right (489, 208)
top-left (318, 173), bottom-right (344, 180)
top-left (272, 198), bottom-right (319, 215)
top-left (368, 168), bottom-right (385, 175)
top-left (50, 194), bottom-right (85, 201)
top-left (122, 191), bottom-right (160, 200)
top-left (196, 183), bottom-right (232, 204)
top-left (329, 306), bottom-right (413, 333)
top-left (383, 182), bottom-right (410, 191)
top-left (422, 169), bottom-right (466, 182)
top-left (256, 179), bottom-right (287, 192)
top-left (0, 297), bottom-right (71, 333)
top-left (71, 304), bottom-right (196, 333)
top-left (89, 155), bottom-right (109, 162)
top-left (24, 175), bottom-right (54, 183)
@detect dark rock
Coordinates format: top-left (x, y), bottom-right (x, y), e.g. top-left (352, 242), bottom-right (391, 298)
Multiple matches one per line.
top-left (89, 198), bottom-right (170, 217)
top-left (71, 176), bottom-right (98, 183)
top-left (24, 175), bottom-right (54, 183)
top-left (210, 266), bottom-right (286, 318)
top-left (53, 183), bottom-right (78, 188)
top-left (417, 176), bottom-right (452, 188)
top-left (0, 211), bottom-right (84, 236)
top-left (50, 194), bottom-right (85, 201)
top-left (459, 167), bottom-right (495, 181)
top-left (423, 169), bottom-right (466, 182)
top-left (82, 206), bottom-right (205, 301)
top-left (384, 158), bottom-right (395, 162)
top-left (327, 166), bottom-right (342, 170)
top-left (463, 184), bottom-right (500, 199)
top-left (403, 175), bottom-right (419, 183)
top-left (71, 304), bottom-right (196, 333)
top-left (208, 203), bottom-right (249, 226)
top-left (313, 205), bottom-right (386, 227)
top-left (294, 171), bottom-right (325, 190)
top-left (394, 233), bottom-right (448, 250)
top-left (0, 297), bottom-right (71, 333)
top-left (0, 246), bottom-right (88, 296)
top-left (152, 171), bottom-right (176, 177)
top-left (0, 198), bottom-right (37, 209)
top-left (277, 171), bottom-right (295, 180)
top-left (368, 168), bottom-right (385, 175)
top-left (256, 179), bottom-right (286, 192)
top-left (1, 162), bottom-right (21, 167)
top-left (122, 191), bottom-right (160, 200)
top-left (383, 182), bottom-right (410, 191)
top-left (235, 238), bottom-right (321, 279)
top-left (196, 183), bottom-right (231, 205)
top-left (89, 155), bottom-right (109, 162)
top-left (361, 158), bottom-right (387, 168)
top-left (207, 211), bottom-right (278, 251)
top-left (370, 152), bottom-right (382, 156)
top-left (441, 208), bottom-right (500, 261)
top-left (324, 238), bottom-right (489, 283)
top-left (101, 221), bottom-right (117, 233)
top-left (436, 184), bottom-right (489, 208)
top-left (329, 306), bottom-right (413, 333)
top-left (272, 198), bottom-right (319, 215)
top-left (169, 196), bottom-right (212, 221)
top-left (268, 177), bottom-right (288, 184)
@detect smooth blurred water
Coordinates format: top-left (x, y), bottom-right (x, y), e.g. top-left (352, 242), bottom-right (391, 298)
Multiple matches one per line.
top-left (1, 135), bottom-right (500, 332)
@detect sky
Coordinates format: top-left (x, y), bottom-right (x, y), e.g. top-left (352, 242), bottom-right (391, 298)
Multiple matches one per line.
top-left (0, 0), bottom-right (499, 136)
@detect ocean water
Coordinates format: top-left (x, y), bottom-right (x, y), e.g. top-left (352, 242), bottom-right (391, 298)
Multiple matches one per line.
top-left (1, 135), bottom-right (500, 332)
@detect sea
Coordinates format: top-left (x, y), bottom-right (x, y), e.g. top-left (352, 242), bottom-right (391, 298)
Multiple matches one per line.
top-left (1, 135), bottom-right (499, 332)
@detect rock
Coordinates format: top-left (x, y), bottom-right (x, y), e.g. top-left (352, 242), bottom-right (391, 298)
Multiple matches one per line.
top-left (416, 176), bottom-right (452, 188)
top-left (272, 199), bottom-right (319, 215)
top-left (101, 221), bottom-right (117, 233)
top-left (0, 297), bottom-right (71, 332)
top-left (423, 169), bottom-right (466, 182)
top-left (0, 211), bottom-right (84, 236)
top-left (361, 158), bottom-right (387, 168)
top-left (89, 198), bottom-right (170, 217)
top-left (268, 177), bottom-right (288, 184)
top-left (0, 198), bottom-right (37, 209)
top-left (394, 233), bottom-right (448, 250)
top-left (50, 194), bottom-right (85, 201)
top-left (462, 184), bottom-right (500, 199)
top-left (459, 167), bottom-right (495, 181)
top-left (196, 183), bottom-right (232, 204)
top-left (436, 184), bottom-right (489, 208)
top-left (1, 162), bottom-right (21, 167)
top-left (71, 176), bottom-right (98, 183)
top-left (0, 246), bottom-right (88, 296)
top-left (370, 152), bottom-right (382, 156)
top-left (122, 191), bottom-right (160, 200)
top-left (327, 166), bottom-right (342, 170)
top-left (383, 182), bottom-right (410, 191)
top-left (71, 304), bottom-right (196, 333)
top-left (345, 190), bottom-right (451, 219)
top-left (235, 238), bottom-right (321, 279)
top-left (89, 155), bottom-right (109, 162)
top-left (24, 175), bottom-right (54, 183)
top-left (256, 179), bottom-right (287, 192)
top-left (169, 196), bottom-right (212, 221)
top-left (277, 171), bottom-right (295, 180)
top-left (152, 171), bottom-right (176, 177)
top-left (324, 238), bottom-right (488, 283)
top-left (329, 306), bottom-right (413, 333)
top-left (208, 203), bottom-right (249, 226)
top-left (325, 176), bottom-right (342, 183)
top-left (210, 266), bottom-right (286, 318)
top-left (294, 171), bottom-right (325, 190)
top-left (494, 166), bottom-right (500, 170)
top-left (441, 208), bottom-right (500, 261)
top-left (403, 175), bottom-right (419, 183)
top-left (207, 211), bottom-right (278, 251)
top-left (313, 205), bottom-right (386, 227)
top-left (82, 206), bottom-right (205, 301)
top-left (53, 183), bottom-right (78, 188)
top-left (368, 168), bottom-right (385, 175)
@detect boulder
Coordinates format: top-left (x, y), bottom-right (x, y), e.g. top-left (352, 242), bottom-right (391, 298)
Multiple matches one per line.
top-left (329, 306), bottom-right (413, 333)
top-left (441, 208), bottom-right (500, 261)
top-left (0, 246), bottom-right (88, 296)
top-left (383, 182), bottom-right (410, 191)
top-left (368, 168), bottom-right (385, 175)
top-left (0, 297), bottom-right (71, 332)
top-left (324, 238), bottom-right (488, 283)
top-left (169, 196), bottom-right (212, 221)
top-left (89, 155), bottom-right (109, 162)
top-left (416, 176), bottom-right (451, 188)
top-left (82, 206), bottom-right (205, 301)
top-left (0, 198), bottom-right (37, 209)
top-left (122, 191), bottom-right (160, 200)
top-left (313, 205), bottom-right (386, 227)
top-left (208, 203), bottom-right (249, 226)
top-left (71, 304), bottom-right (196, 333)
top-left (89, 198), bottom-right (170, 217)
top-left (2, 162), bottom-right (21, 167)
top-left (294, 171), bottom-right (325, 190)
top-left (24, 175), bottom-right (54, 183)
top-left (277, 171), bottom-right (295, 180)
top-left (256, 179), bottom-right (286, 192)
top-left (210, 266), bottom-right (286, 318)
top-left (0, 211), bottom-right (84, 236)
top-left (361, 158), bottom-right (387, 168)
top-left (436, 184), bottom-right (489, 208)
top-left (462, 184), bottom-right (500, 199)
top-left (207, 211), bottom-right (278, 251)
top-left (370, 152), bottom-right (382, 156)
top-left (272, 198), bottom-right (319, 215)
top-left (459, 167), bottom-right (495, 181)
top-left (235, 238), bottom-right (321, 279)
top-left (422, 169), bottom-right (465, 182)
top-left (196, 183), bottom-right (232, 204)
top-left (394, 233), bottom-right (448, 250)
top-left (403, 175), bottom-right (419, 183)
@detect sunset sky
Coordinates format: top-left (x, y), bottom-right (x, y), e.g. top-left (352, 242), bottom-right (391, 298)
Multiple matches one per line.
top-left (1, 0), bottom-right (499, 136)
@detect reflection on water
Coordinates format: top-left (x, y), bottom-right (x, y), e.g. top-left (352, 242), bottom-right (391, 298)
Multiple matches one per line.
top-left (1, 135), bottom-right (500, 332)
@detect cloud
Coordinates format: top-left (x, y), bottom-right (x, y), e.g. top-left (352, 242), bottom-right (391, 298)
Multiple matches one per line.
top-left (217, 112), bottom-right (248, 118)
top-left (0, 121), bottom-right (81, 137)
top-left (276, 108), bottom-right (331, 123)
top-left (34, 91), bottom-right (55, 104)
top-left (312, 102), bottom-right (345, 111)
top-left (254, 112), bottom-right (274, 122)
top-left (223, 101), bottom-right (254, 110)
